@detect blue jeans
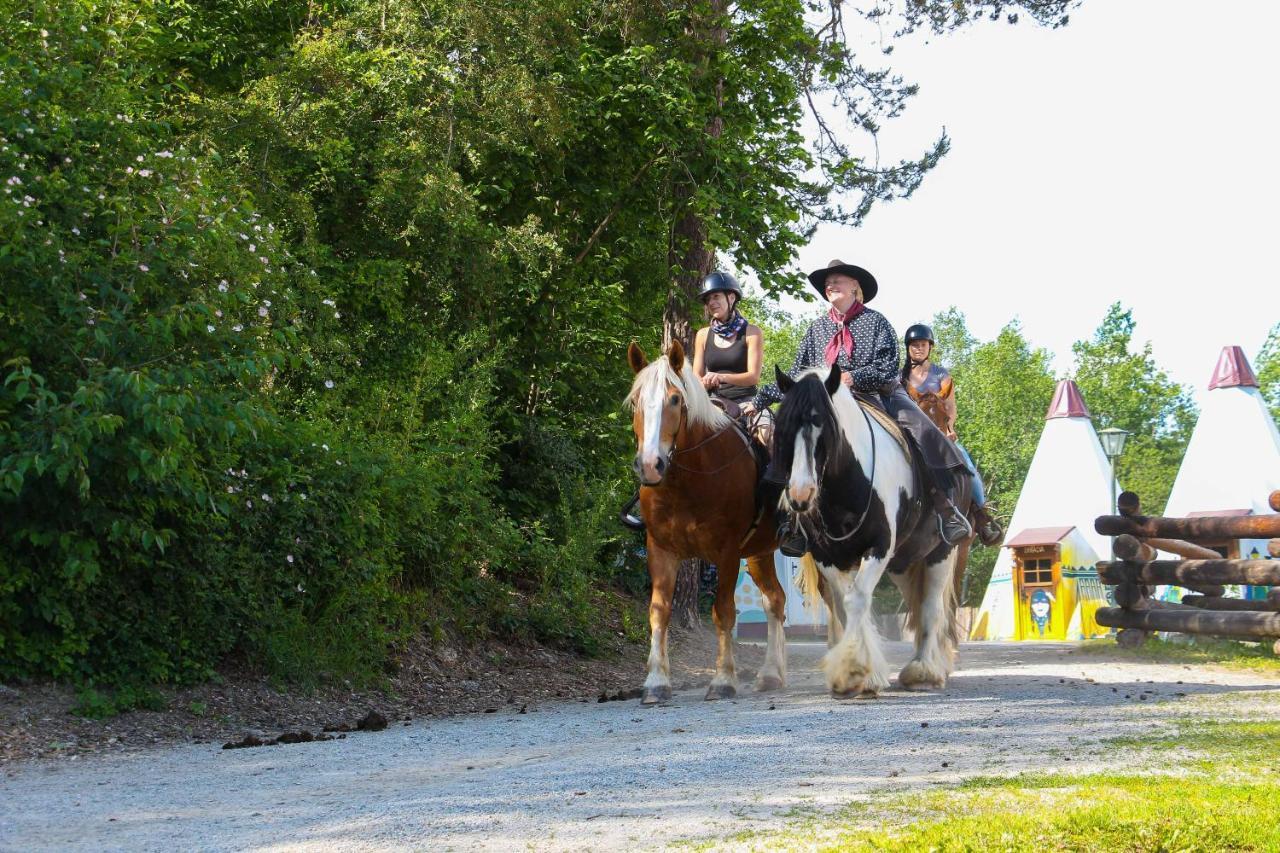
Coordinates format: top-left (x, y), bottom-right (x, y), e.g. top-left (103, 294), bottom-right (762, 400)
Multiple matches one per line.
top-left (956, 443), bottom-right (985, 506)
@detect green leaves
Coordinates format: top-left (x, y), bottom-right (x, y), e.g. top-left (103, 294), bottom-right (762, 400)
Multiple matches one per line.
top-left (1072, 302), bottom-right (1197, 511)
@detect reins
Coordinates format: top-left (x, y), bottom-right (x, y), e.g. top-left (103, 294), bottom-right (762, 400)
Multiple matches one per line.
top-left (669, 413), bottom-right (754, 476)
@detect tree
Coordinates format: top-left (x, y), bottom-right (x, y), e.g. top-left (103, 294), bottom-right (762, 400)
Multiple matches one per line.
top-left (1257, 323), bottom-right (1280, 424)
top-left (1071, 303), bottom-right (1197, 512)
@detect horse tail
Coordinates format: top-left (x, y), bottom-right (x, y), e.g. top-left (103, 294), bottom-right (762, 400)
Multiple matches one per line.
top-left (798, 552), bottom-right (825, 623)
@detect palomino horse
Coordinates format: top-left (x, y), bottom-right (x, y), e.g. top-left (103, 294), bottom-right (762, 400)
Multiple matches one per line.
top-left (626, 341), bottom-right (787, 705)
top-left (775, 365), bottom-right (970, 697)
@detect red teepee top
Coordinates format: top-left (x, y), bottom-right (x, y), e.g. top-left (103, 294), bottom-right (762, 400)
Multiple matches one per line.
top-left (1208, 345), bottom-right (1259, 390)
top-left (1046, 379), bottom-right (1090, 420)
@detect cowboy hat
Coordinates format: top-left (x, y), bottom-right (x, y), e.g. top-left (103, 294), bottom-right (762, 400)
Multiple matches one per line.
top-left (807, 258), bottom-right (878, 303)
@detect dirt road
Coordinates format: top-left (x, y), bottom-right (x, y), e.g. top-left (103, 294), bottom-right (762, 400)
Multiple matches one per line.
top-left (3, 641), bottom-right (1277, 851)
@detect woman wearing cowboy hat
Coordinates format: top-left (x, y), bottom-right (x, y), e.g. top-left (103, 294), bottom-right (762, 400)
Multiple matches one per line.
top-left (692, 271), bottom-right (772, 446)
top-left (744, 259), bottom-right (974, 552)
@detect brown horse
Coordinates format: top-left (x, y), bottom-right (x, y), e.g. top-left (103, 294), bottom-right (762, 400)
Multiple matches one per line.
top-left (626, 340), bottom-right (787, 705)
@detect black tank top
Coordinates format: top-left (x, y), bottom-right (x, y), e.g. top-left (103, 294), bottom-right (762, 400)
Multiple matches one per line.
top-left (703, 331), bottom-right (756, 401)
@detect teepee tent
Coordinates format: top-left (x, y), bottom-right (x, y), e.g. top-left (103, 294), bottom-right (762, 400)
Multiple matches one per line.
top-left (970, 380), bottom-right (1112, 641)
top-left (1159, 346), bottom-right (1280, 596)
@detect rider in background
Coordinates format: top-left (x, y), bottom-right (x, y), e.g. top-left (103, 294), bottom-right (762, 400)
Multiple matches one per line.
top-left (745, 259), bottom-right (974, 554)
top-left (901, 323), bottom-right (1003, 546)
top-left (692, 272), bottom-right (772, 446)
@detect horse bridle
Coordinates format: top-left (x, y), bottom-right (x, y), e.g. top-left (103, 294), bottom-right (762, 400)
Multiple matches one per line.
top-left (793, 399), bottom-right (878, 544)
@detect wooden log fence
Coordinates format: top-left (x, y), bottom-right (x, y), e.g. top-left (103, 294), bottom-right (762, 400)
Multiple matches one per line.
top-left (1093, 489), bottom-right (1280, 649)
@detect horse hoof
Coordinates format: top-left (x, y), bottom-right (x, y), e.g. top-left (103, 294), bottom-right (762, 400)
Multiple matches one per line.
top-left (704, 683), bottom-right (737, 701)
top-left (899, 661), bottom-right (947, 691)
top-left (641, 686), bottom-right (672, 705)
top-left (754, 675), bottom-right (785, 693)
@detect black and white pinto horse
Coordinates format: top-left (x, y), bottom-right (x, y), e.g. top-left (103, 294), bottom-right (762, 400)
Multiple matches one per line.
top-left (774, 365), bottom-right (969, 697)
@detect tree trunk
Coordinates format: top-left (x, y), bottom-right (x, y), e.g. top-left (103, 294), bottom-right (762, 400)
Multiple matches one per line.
top-left (664, 0), bottom-right (727, 630)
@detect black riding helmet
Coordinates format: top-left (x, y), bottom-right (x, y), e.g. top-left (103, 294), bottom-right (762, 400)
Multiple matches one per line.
top-left (904, 323), bottom-right (934, 347)
top-left (699, 271), bottom-right (743, 303)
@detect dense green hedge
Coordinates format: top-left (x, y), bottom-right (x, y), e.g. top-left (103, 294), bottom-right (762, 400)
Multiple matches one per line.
top-left (0, 4), bottom-right (638, 690)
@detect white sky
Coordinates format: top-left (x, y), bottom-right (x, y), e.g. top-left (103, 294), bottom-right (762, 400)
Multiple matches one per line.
top-left (772, 0), bottom-right (1279, 408)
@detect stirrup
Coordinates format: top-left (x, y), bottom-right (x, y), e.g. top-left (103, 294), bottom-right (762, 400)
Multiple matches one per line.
top-left (938, 508), bottom-right (973, 546)
top-left (777, 518), bottom-right (808, 558)
top-left (619, 494), bottom-right (645, 532)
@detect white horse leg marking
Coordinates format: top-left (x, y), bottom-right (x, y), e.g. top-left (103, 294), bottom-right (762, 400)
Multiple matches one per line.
top-left (900, 552), bottom-right (959, 689)
top-left (644, 625), bottom-right (671, 693)
top-left (754, 590), bottom-right (788, 691)
top-left (820, 558), bottom-right (892, 697)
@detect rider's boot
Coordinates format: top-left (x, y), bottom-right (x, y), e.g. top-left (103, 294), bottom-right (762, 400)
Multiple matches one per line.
top-left (931, 484), bottom-right (974, 546)
top-left (759, 464), bottom-right (808, 557)
top-left (974, 503), bottom-right (1003, 547)
top-left (619, 490), bottom-right (645, 532)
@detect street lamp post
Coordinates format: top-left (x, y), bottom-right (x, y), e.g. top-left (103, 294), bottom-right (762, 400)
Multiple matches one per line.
top-left (1097, 427), bottom-right (1131, 554)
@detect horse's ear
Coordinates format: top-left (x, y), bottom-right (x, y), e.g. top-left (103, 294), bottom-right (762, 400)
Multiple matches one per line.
top-left (667, 339), bottom-right (685, 372)
top-left (627, 341), bottom-right (648, 375)
top-left (824, 365), bottom-right (841, 396)
top-left (906, 382), bottom-right (921, 402)
top-left (940, 376), bottom-right (954, 399)
top-left (775, 365), bottom-right (794, 394)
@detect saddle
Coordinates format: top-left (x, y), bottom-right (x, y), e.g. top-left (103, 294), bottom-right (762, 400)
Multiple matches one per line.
top-left (851, 392), bottom-right (914, 461)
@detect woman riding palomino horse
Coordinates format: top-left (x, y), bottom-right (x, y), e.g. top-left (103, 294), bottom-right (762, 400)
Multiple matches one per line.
top-left (901, 323), bottom-right (1003, 547)
top-left (743, 259), bottom-right (974, 553)
top-left (624, 340), bottom-right (789, 705)
top-left (621, 270), bottom-right (771, 531)
top-left (692, 271), bottom-right (773, 447)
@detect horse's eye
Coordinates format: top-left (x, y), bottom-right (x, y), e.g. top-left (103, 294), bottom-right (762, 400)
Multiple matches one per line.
top-left (669, 394), bottom-right (681, 407)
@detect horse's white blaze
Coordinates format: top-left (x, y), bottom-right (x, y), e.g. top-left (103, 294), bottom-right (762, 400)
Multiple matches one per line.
top-left (787, 423), bottom-right (820, 507)
top-left (638, 379), bottom-right (669, 483)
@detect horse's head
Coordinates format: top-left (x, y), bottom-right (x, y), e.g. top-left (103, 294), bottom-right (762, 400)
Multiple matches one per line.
top-left (625, 340), bottom-right (727, 486)
top-left (773, 363), bottom-right (843, 513)
top-left (907, 378), bottom-right (953, 435)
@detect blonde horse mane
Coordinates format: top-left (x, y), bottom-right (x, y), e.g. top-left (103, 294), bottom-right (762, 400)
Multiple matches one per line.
top-left (625, 353), bottom-right (730, 431)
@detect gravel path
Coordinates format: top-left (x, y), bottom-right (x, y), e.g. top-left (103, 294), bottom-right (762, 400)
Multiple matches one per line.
top-left (3, 641), bottom-right (1278, 851)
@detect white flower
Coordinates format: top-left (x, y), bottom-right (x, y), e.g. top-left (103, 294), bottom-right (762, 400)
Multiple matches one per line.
top-left (321, 444), bottom-right (329, 451)
top-left (226, 486), bottom-right (234, 493)
top-left (261, 493), bottom-right (271, 502)
top-left (71, 226), bottom-right (80, 235)
top-left (206, 324), bottom-right (215, 333)
top-left (136, 155), bottom-right (144, 162)
top-left (263, 299), bottom-right (271, 307)
top-left (214, 309), bottom-right (223, 318)
top-left (218, 280), bottom-right (228, 292)
top-left (138, 264), bottom-right (149, 272)
top-left (333, 312), bottom-right (341, 319)
top-left (322, 299), bottom-right (335, 307)
top-left (77, 291), bottom-right (87, 300)
top-left (286, 554), bottom-right (294, 563)
top-left (246, 499), bottom-right (253, 509)
top-left (248, 243), bottom-right (255, 252)
top-left (296, 583), bottom-right (305, 593)
top-left (258, 307), bottom-right (268, 317)
top-left (232, 324), bottom-right (243, 332)
top-left (300, 493), bottom-right (307, 500)
top-left (324, 380), bottom-right (335, 389)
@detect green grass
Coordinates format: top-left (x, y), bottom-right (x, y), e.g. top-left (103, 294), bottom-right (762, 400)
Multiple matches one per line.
top-left (1078, 636), bottom-right (1280, 673)
top-left (704, 720), bottom-right (1280, 852)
